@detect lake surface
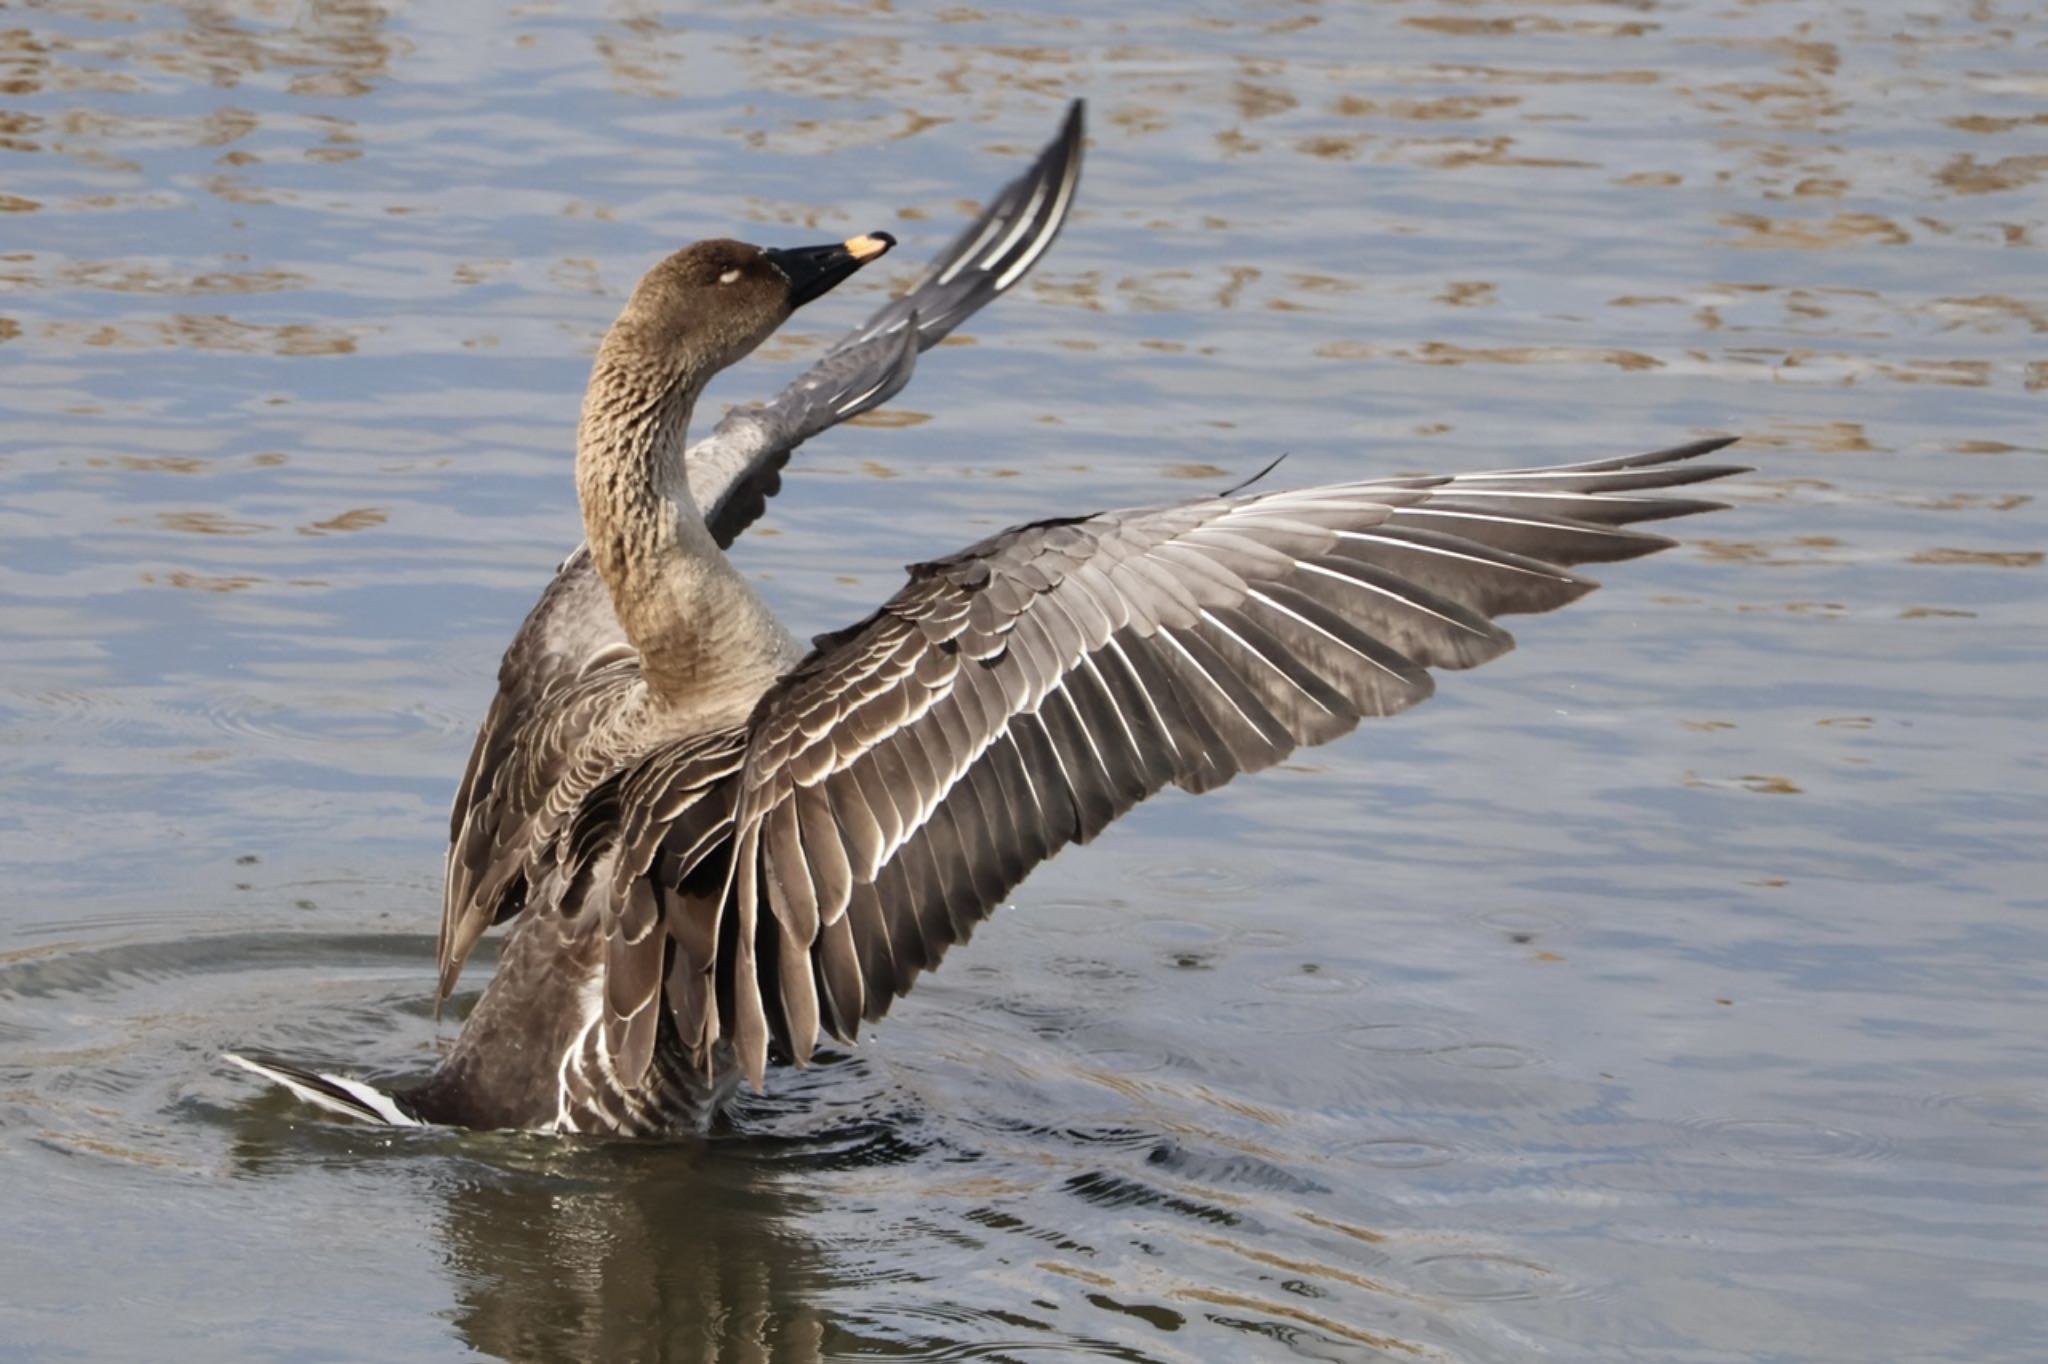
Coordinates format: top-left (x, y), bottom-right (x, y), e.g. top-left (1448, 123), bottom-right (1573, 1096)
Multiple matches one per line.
top-left (3, 1), bottom-right (2044, 1359)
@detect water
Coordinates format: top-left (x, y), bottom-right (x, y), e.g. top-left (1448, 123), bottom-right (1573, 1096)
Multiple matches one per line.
top-left (3, 1), bottom-right (2044, 1359)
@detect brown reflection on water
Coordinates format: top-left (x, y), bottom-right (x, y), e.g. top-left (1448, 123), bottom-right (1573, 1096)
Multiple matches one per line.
top-left (1436, 280), bottom-right (1495, 307)
top-left (0, 2), bottom-right (392, 97)
top-left (41, 314), bottom-right (358, 356)
top-left (155, 510), bottom-right (269, 536)
top-left (164, 569), bottom-right (264, 589)
top-left (1721, 211), bottom-right (1912, 248)
top-left (1900, 489), bottom-right (2031, 509)
top-left (1694, 536), bottom-right (1848, 567)
top-left (594, 8), bottom-right (684, 101)
top-left (1936, 153), bottom-right (2048, 196)
top-left (1906, 548), bottom-right (2043, 568)
top-left (1422, 64), bottom-right (1660, 88)
top-left (300, 507), bottom-right (386, 535)
top-left (1404, 14), bottom-right (1658, 40)
top-left (150, 569), bottom-right (263, 593)
top-left (53, 264), bottom-right (308, 297)
top-left (1683, 772), bottom-right (1806, 797)
top-left (86, 455), bottom-right (213, 474)
top-left (1334, 92), bottom-right (1521, 122)
top-left (1875, 358), bottom-right (1992, 388)
top-left (1386, 134), bottom-right (1597, 171)
top-left (1932, 294), bottom-right (2048, 334)
top-left (1746, 421), bottom-right (1874, 455)
top-left (841, 409), bottom-right (930, 430)
top-left (168, 0), bottom-right (394, 98)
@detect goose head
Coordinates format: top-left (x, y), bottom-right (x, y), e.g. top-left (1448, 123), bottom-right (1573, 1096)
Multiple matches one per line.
top-left (600, 233), bottom-right (897, 386)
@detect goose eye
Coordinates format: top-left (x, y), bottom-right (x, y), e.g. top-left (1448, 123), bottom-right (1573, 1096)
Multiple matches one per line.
top-left (718, 268), bottom-right (741, 285)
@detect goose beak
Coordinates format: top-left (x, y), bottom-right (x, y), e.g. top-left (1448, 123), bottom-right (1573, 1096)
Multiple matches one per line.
top-left (764, 232), bottom-right (897, 310)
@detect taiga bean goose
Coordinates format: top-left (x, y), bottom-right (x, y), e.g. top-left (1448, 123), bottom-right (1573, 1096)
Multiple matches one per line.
top-left (227, 104), bottom-right (1087, 1126)
top-left (228, 115), bottom-right (1743, 1136)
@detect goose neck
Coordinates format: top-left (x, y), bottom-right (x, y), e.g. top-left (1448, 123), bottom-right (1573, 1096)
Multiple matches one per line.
top-left (574, 344), bottom-right (794, 714)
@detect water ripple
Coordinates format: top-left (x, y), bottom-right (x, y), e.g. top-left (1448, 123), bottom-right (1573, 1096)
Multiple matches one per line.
top-left (1409, 1251), bottom-right (1582, 1304)
top-left (1680, 1114), bottom-right (1894, 1165)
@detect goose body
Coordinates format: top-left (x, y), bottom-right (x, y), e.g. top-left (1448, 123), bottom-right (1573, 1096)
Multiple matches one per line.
top-left (229, 103), bottom-right (1745, 1135)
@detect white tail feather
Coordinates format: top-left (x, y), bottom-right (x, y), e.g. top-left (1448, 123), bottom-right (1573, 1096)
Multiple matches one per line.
top-left (223, 1052), bottom-right (424, 1127)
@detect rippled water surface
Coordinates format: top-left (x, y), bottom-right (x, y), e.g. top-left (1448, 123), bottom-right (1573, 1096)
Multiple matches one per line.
top-left (4, 2), bottom-right (2045, 1359)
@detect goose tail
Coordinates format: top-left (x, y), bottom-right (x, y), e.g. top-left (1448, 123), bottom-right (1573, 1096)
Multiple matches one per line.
top-left (223, 1052), bottom-right (426, 1127)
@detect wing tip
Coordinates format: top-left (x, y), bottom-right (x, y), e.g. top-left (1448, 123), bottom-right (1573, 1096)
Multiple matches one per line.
top-left (1487, 433), bottom-right (1748, 480)
top-left (1675, 433), bottom-right (1740, 457)
top-left (1625, 434), bottom-right (1745, 470)
top-left (1058, 96), bottom-right (1086, 154)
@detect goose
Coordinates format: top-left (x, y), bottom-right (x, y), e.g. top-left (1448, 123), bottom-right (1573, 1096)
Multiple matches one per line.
top-left (228, 114), bottom-right (1744, 1136)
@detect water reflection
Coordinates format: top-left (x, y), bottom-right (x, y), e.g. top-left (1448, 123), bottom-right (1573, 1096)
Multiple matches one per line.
top-left (224, 1107), bottom-right (845, 1361)
top-left (440, 1144), bottom-right (832, 1363)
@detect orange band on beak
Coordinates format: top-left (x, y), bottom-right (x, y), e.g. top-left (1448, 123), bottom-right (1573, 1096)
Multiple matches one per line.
top-left (844, 232), bottom-right (896, 262)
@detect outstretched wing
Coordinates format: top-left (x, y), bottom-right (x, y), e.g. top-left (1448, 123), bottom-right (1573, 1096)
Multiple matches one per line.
top-left (438, 103), bottom-right (1086, 998)
top-left (692, 98), bottom-right (1085, 548)
top-left (696, 438), bottom-right (1742, 1085)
